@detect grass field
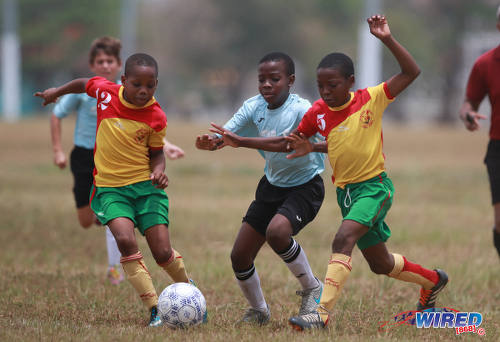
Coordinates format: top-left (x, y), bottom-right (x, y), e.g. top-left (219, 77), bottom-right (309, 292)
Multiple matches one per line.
top-left (0, 117), bottom-right (498, 341)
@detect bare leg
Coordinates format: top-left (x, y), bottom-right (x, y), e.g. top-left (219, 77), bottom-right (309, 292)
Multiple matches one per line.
top-left (361, 242), bottom-right (395, 274)
top-left (494, 203), bottom-right (500, 257)
top-left (77, 205), bottom-right (95, 229)
top-left (231, 222), bottom-right (266, 271)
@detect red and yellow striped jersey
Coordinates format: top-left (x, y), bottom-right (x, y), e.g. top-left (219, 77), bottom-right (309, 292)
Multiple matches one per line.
top-left (86, 76), bottom-right (167, 187)
top-left (298, 82), bottom-right (394, 188)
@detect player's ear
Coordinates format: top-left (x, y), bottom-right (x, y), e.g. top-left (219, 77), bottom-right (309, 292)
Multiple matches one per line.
top-left (288, 74), bottom-right (296, 87)
top-left (121, 75), bottom-right (127, 84)
top-left (348, 74), bottom-right (355, 88)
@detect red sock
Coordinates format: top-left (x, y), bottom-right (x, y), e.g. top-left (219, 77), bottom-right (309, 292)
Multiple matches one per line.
top-left (402, 256), bottom-right (438, 285)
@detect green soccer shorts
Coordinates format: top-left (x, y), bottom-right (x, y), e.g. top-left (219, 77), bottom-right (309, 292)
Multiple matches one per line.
top-left (90, 180), bottom-right (169, 235)
top-left (336, 172), bottom-right (394, 250)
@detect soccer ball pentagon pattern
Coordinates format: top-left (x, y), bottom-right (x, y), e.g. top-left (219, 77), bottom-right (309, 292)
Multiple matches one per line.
top-left (158, 282), bottom-right (207, 328)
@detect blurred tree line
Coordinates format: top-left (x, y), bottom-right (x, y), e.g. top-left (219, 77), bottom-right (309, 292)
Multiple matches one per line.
top-left (7, 0), bottom-right (498, 122)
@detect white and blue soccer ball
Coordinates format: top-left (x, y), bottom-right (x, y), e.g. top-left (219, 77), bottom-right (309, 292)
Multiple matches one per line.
top-left (158, 282), bottom-right (206, 328)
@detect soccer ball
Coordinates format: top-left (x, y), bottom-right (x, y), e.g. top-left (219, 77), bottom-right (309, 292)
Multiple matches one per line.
top-left (158, 282), bottom-right (206, 328)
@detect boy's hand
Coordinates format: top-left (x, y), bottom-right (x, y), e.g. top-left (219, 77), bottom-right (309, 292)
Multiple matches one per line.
top-left (367, 14), bottom-right (391, 41)
top-left (195, 134), bottom-right (223, 151)
top-left (34, 88), bottom-right (59, 106)
top-left (163, 143), bottom-right (185, 160)
top-left (209, 122), bottom-right (241, 148)
top-left (463, 110), bottom-right (487, 131)
top-left (150, 171), bottom-right (169, 189)
top-left (285, 132), bottom-right (313, 159)
top-left (53, 150), bottom-right (67, 169)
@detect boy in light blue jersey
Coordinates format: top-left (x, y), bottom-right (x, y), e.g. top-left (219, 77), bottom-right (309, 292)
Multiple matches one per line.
top-left (50, 37), bottom-right (125, 285)
top-left (196, 52), bottom-right (325, 326)
top-left (220, 92), bottom-right (324, 187)
top-left (54, 94), bottom-right (97, 150)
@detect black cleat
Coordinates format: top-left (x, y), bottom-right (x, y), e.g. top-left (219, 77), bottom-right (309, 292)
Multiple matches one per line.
top-left (288, 311), bottom-right (326, 331)
top-left (417, 269), bottom-right (448, 311)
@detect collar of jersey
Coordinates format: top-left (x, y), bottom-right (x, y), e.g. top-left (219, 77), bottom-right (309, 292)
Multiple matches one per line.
top-left (327, 92), bottom-right (355, 111)
top-left (118, 86), bottom-right (156, 109)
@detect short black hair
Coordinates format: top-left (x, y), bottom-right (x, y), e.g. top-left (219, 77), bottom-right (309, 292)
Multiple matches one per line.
top-left (317, 53), bottom-right (354, 78)
top-left (259, 52), bottom-right (295, 76)
top-left (125, 53), bottom-right (158, 77)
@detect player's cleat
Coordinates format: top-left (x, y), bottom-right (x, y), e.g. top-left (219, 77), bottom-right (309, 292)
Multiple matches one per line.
top-left (107, 266), bottom-right (124, 285)
top-left (236, 305), bottom-right (270, 326)
top-left (148, 306), bottom-right (162, 327)
top-left (417, 269), bottom-right (448, 310)
top-left (296, 277), bottom-right (324, 315)
top-left (288, 311), bottom-right (326, 331)
top-left (189, 279), bottom-right (208, 323)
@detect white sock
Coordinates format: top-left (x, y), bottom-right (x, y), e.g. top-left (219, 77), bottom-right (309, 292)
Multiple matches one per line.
top-left (279, 239), bottom-right (318, 290)
top-left (105, 226), bottom-right (122, 267)
top-left (234, 265), bottom-right (268, 311)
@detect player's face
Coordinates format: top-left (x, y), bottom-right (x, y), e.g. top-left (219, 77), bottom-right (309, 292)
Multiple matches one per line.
top-left (317, 67), bottom-right (354, 108)
top-left (121, 66), bottom-right (158, 107)
top-left (90, 52), bottom-right (121, 82)
top-left (258, 60), bottom-right (295, 109)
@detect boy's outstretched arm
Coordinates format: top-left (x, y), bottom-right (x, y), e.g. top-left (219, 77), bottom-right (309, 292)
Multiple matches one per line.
top-left (285, 132), bottom-right (328, 159)
top-left (209, 122), bottom-right (290, 152)
top-left (34, 78), bottom-right (89, 106)
top-left (163, 138), bottom-right (185, 160)
top-left (368, 15), bottom-right (420, 98)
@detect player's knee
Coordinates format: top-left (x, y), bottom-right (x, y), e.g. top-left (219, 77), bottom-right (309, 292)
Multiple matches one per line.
top-left (265, 225), bottom-right (290, 249)
top-left (78, 217), bottom-right (94, 229)
top-left (152, 246), bottom-right (173, 264)
top-left (230, 248), bottom-right (251, 271)
top-left (368, 260), bottom-right (392, 275)
top-left (113, 234), bottom-right (137, 254)
top-left (332, 230), bottom-right (356, 253)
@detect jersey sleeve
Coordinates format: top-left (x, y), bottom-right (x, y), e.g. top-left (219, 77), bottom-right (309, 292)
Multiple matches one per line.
top-left (223, 100), bottom-right (254, 136)
top-left (466, 60), bottom-right (487, 104)
top-left (148, 126), bottom-right (166, 150)
top-left (297, 106), bottom-right (319, 138)
top-left (85, 76), bottom-right (113, 98)
top-left (367, 82), bottom-right (395, 118)
top-left (53, 94), bottom-right (81, 118)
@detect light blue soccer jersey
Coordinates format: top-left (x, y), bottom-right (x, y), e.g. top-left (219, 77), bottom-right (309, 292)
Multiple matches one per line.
top-left (53, 93), bottom-right (97, 150)
top-left (223, 93), bottom-right (325, 187)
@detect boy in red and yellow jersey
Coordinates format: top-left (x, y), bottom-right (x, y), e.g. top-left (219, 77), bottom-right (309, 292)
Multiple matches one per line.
top-left (287, 15), bottom-right (448, 330)
top-left (35, 53), bottom-right (192, 327)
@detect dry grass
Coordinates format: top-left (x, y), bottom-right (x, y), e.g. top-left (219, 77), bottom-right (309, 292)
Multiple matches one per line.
top-left (0, 117), bottom-right (498, 341)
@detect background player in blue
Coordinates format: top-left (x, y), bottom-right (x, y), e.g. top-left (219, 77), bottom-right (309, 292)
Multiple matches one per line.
top-left (196, 52), bottom-right (325, 325)
top-left (50, 37), bottom-right (125, 285)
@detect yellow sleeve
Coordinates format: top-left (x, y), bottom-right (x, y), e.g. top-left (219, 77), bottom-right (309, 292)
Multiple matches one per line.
top-left (149, 126), bottom-right (166, 149)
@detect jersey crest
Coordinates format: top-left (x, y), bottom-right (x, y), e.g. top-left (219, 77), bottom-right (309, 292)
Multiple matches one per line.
top-left (135, 128), bottom-right (148, 144)
top-left (359, 109), bottom-right (374, 128)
